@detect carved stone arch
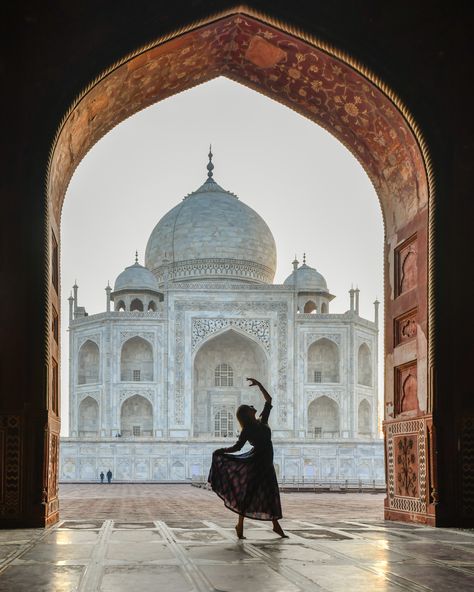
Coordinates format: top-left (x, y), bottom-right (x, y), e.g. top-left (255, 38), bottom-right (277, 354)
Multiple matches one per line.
top-left (307, 335), bottom-right (340, 349)
top-left (77, 391), bottom-right (100, 405)
top-left (303, 300), bottom-right (317, 314)
top-left (77, 334), bottom-right (100, 351)
top-left (32, 5), bottom-right (436, 526)
top-left (192, 324), bottom-right (270, 362)
top-left (130, 298), bottom-right (144, 312)
top-left (119, 331), bottom-right (155, 347)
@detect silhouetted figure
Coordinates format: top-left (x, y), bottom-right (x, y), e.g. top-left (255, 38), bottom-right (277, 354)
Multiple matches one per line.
top-left (106, 469), bottom-right (112, 484)
top-left (100, 471), bottom-right (105, 484)
top-left (208, 378), bottom-right (287, 539)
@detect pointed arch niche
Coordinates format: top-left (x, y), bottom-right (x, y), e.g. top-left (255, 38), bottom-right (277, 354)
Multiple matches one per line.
top-left (308, 396), bottom-right (340, 438)
top-left (77, 340), bottom-right (100, 385)
top-left (120, 336), bottom-right (153, 382)
top-left (120, 394), bottom-right (153, 437)
top-left (78, 396), bottom-right (99, 437)
top-left (193, 328), bottom-right (268, 437)
top-left (307, 338), bottom-right (340, 383)
top-left (42, 7), bottom-right (434, 526)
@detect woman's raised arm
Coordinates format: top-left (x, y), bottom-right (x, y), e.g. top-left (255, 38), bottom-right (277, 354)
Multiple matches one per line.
top-left (246, 378), bottom-right (272, 404)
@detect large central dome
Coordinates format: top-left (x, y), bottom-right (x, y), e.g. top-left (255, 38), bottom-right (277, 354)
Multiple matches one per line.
top-left (145, 154), bottom-right (277, 286)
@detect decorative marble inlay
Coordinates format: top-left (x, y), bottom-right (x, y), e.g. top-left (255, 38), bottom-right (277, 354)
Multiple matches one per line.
top-left (77, 333), bottom-right (101, 350)
top-left (192, 318), bottom-right (270, 352)
top-left (307, 333), bottom-right (341, 347)
top-left (119, 331), bottom-right (155, 346)
top-left (155, 258), bottom-right (274, 285)
top-left (175, 301), bottom-right (288, 425)
top-left (77, 391), bottom-right (100, 404)
top-left (386, 417), bottom-right (427, 515)
top-left (0, 415), bottom-right (22, 518)
top-left (119, 390), bottom-right (154, 405)
top-left (307, 391), bottom-right (342, 405)
top-left (47, 432), bottom-right (60, 501)
top-left (394, 435), bottom-right (418, 497)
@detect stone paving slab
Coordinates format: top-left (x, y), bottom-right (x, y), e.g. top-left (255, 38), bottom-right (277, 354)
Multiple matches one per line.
top-left (1, 485), bottom-right (474, 591)
top-left (59, 483), bottom-right (385, 521)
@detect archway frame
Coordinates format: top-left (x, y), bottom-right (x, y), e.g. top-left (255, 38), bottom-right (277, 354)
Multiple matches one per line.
top-left (41, 6), bottom-right (436, 526)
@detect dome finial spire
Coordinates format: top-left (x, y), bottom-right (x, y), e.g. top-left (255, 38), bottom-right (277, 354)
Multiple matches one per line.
top-left (207, 144), bottom-right (214, 180)
top-left (303, 252), bottom-right (306, 265)
top-left (135, 250), bottom-right (139, 264)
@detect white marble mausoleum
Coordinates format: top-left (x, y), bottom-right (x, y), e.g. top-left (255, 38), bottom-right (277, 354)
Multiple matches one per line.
top-left (60, 153), bottom-right (384, 483)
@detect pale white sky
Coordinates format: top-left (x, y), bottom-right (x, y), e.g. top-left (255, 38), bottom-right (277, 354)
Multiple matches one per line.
top-left (61, 76), bottom-right (384, 436)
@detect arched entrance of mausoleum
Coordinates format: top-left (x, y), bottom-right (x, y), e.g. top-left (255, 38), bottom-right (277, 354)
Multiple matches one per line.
top-left (31, 7), bottom-right (435, 527)
top-left (193, 328), bottom-right (269, 439)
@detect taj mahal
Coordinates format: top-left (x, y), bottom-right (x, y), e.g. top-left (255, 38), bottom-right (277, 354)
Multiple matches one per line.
top-left (60, 152), bottom-right (384, 483)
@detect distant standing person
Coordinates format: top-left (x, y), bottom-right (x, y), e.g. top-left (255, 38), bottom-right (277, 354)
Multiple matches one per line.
top-left (106, 469), bottom-right (112, 484)
top-left (100, 471), bottom-right (104, 484)
top-left (208, 377), bottom-right (287, 539)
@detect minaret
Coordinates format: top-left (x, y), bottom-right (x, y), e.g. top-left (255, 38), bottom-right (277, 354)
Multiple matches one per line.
top-left (374, 298), bottom-right (380, 328)
top-left (355, 287), bottom-right (360, 315)
top-left (292, 255), bottom-right (299, 271)
top-left (73, 281), bottom-right (78, 314)
top-left (105, 282), bottom-right (112, 312)
top-left (349, 287), bottom-right (355, 312)
top-left (68, 292), bottom-right (74, 322)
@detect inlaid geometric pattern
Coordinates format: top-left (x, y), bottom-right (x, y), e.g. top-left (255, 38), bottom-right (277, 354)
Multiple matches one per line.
top-left (386, 418), bottom-right (427, 515)
top-left (461, 417), bottom-right (474, 517)
top-left (0, 415), bottom-right (21, 519)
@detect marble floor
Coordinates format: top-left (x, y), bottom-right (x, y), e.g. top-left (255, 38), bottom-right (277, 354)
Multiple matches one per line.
top-left (1, 487), bottom-right (474, 591)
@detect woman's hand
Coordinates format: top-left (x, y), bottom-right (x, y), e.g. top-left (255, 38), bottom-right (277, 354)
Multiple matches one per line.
top-left (214, 448), bottom-right (226, 455)
top-left (246, 377), bottom-right (261, 387)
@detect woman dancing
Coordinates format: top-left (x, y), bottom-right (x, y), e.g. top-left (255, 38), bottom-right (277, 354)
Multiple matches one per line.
top-left (208, 377), bottom-right (287, 539)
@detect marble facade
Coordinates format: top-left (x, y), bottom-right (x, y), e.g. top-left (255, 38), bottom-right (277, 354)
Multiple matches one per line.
top-left (61, 163), bottom-right (382, 483)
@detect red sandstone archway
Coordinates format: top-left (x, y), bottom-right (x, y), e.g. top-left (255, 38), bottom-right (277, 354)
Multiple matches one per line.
top-left (43, 7), bottom-right (435, 526)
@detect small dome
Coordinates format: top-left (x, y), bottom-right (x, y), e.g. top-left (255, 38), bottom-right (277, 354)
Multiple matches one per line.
top-left (113, 261), bottom-right (160, 293)
top-left (284, 263), bottom-right (328, 292)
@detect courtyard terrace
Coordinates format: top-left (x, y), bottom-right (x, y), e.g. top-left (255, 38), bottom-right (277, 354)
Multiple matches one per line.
top-left (0, 485), bottom-right (473, 591)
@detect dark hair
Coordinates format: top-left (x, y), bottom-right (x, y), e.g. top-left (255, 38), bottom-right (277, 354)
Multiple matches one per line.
top-left (236, 404), bottom-right (255, 429)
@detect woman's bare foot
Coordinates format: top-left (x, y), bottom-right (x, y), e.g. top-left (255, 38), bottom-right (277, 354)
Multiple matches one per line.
top-left (272, 520), bottom-right (289, 538)
top-left (235, 524), bottom-right (246, 539)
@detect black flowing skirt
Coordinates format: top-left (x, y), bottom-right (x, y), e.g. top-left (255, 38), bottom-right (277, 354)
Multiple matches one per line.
top-left (208, 449), bottom-right (282, 520)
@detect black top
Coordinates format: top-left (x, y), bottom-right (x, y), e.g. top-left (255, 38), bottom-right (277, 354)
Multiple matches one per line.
top-left (224, 402), bottom-right (273, 459)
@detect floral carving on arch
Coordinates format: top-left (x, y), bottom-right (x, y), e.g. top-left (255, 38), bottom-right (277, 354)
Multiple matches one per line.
top-left (192, 318), bottom-right (271, 353)
top-left (48, 10), bottom-right (429, 237)
top-left (306, 333), bottom-right (341, 350)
